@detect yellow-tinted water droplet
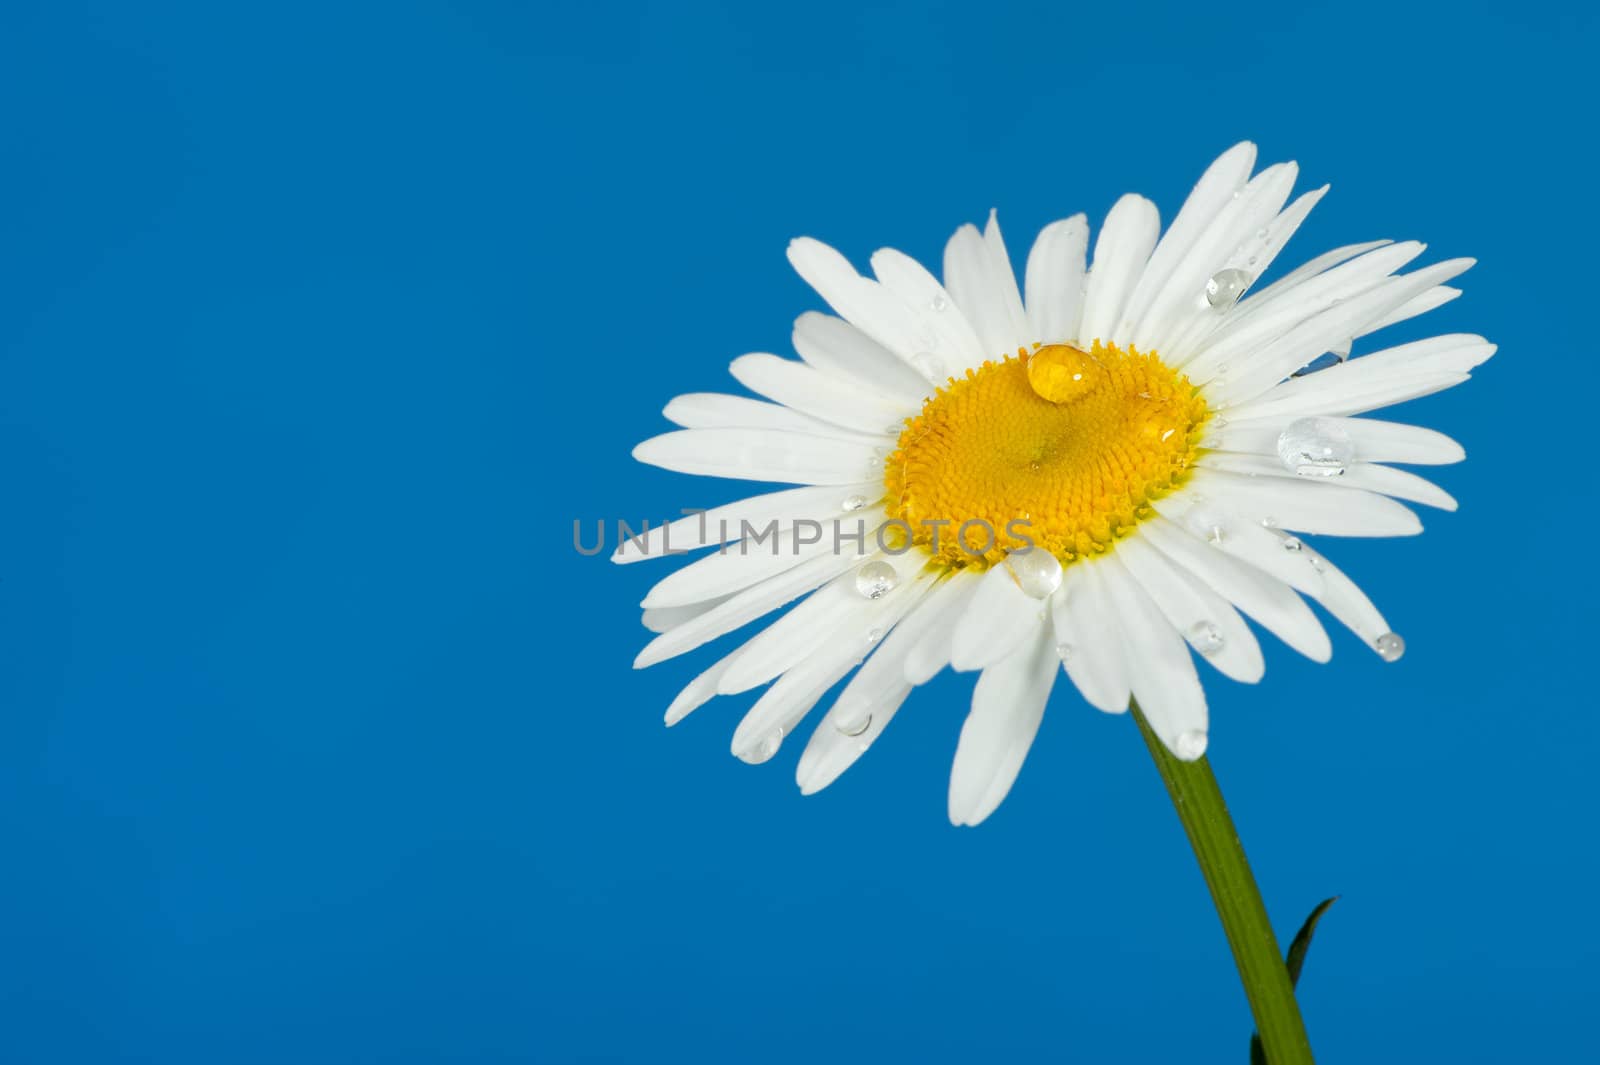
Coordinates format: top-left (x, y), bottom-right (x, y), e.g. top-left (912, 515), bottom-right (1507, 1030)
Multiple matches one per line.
top-left (1026, 344), bottom-right (1104, 404)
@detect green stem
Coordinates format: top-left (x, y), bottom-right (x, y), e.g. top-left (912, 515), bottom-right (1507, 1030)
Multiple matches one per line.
top-left (1132, 701), bottom-right (1315, 1065)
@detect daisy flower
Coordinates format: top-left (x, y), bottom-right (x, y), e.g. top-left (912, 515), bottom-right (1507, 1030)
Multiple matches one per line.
top-left (617, 142), bottom-right (1490, 826)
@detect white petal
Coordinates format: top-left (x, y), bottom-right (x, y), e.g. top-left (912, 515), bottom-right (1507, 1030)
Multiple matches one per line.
top-left (1246, 240), bottom-right (1394, 304)
top-left (1180, 241), bottom-right (1427, 375)
top-left (1195, 469), bottom-right (1423, 537)
top-left (1097, 555), bottom-right (1208, 760)
top-left (791, 311), bottom-right (932, 407)
top-left (641, 598), bottom-right (727, 634)
top-left (1129, 161), bottom-right (1298, 352)
top-left (1049, 561), bottom-right (1131, 713)
top-left (634, 548), bottom-right (865, 667)
top-left (663, 392), bottom-right (878, 439)
top-left (612, 483), bottom-right (880, 564)
top-left (903, 571), bottom-right (981, 684)
top-left (1204, 416), bottom-right (1465, 466)
top-left (1138, 516), bottom-right (1331, 662)
top-left (640, 512), bottom-right (879, 609)
top-left (948, 617), bottom-right (1056, 826)
top-left (1078, 194), bottom-right (1160, 346)
top-left (788, 237), bottom-right (966, 374)
top-left (728, 577), bottom-right (925, 761)
top-left (1156, 181), bottom-right (1328, 359)
top-left (1023, 214), bottom-right (1089, 345)
top-left (1297, 544), bottom-right (1397, 656)
top-left (729, 353), bottom-right (909, 433)
top-left (1116, 534), bottom-right (1264, 683)
top-left (718, 552), bottom-right (920, 694)
top-left (632, 428), bottom-right (879, 485)
top-left (664, 648), bottom-right (738, 726)
top-left (949, 561), bottom-right (1045, 672)
top-left (1197, 452), bottom-right (1457, 510)
top-left (943, 213), bottom-right (1030, 358)
top-left (1119, 143), bottom-right (1258, 348)
top-left (1227, 334), bottom-right (1494, 422)
top-left (863, 251), bottom-right (988, 373)
top-left (1361, 286), bottom-right (1461, 337)
top-left (1225, 371), bottom-right (1472, 423)
top-left (799, 684), bottom-right (911, 796)
top-left (796, 578), bottom-right (944, 795)
top-left (1152, 493), bottom-right (1328, 596)
top-left (1207, 259), bottom-right (1477, 405)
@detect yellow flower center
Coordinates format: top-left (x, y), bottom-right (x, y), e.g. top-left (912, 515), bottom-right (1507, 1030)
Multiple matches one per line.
top-left (883, 343), bottom-right (1209, 569)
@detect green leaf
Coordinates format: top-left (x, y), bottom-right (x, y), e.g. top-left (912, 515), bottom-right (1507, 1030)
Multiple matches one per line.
top-left (1250, 898), bottom-right (1338, 1064)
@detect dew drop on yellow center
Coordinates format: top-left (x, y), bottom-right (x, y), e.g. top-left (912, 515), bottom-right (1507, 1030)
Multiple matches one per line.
top-left (883, 342), bottom-right (1210, 569)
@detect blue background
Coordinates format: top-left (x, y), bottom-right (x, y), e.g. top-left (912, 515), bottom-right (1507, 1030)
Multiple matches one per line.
top-left (1, 1), bottom-right (1593, 1062)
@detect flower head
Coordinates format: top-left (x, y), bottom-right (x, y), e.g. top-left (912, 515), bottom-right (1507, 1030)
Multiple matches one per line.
top-left (619, 143), bottom-right (1491, 824)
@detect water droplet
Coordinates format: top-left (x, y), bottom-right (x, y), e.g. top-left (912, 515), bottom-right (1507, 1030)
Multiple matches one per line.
top-left (1003, 547), bottom-right (1063, 599)
top-left (1027, 344), bottom-right (1104, 404)
top-left (1175, 729), bottom-right (1209, 760)
top-left (835, 710), bottom-right (872, 737)
top-left (1203, 268), bottom-right (1253, 310)
top-left (854, 560), bottom-right (899, 599)
top-left (1281, 536), bottom-right (1304, 552)
top-left (739, 729), bottom-right (783, 764)
top-left (841, 494), bottom-right (868, 511)
top-left (1187, 621), bottom-right (1225, 656)
top-left (1056, 641), bottom-right (1075, 662)
top-left (1277, 416), bottom-right (1355, 478)
top-left (1255, 227), bottom-right (1269, 240)
top-left (865, 627), bottom-right (884, 644)
top-left (1374, 632), bottom-right (1406, 662)
top-left (1260, 516), bottom-right (1278, 528)
top-left (930, 293), bottom-right (950, 312)
top-left (911, 351), bottom-right (946, 383)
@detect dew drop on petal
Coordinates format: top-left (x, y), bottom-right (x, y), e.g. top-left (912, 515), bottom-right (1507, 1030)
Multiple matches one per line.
top-left (930, 293), bottom-right (950, 312)
top-left (1281, 536), bottom-right (1304, 552)
top-left (1175, 729), bottom-right (1209, 760)
top-left (1187, 621), bottom-right (1225, 656)
top-left (1004, 547), bottom-right (1064, 599)
top-left (854, 560), bottom-right (898, 599)
top-left (1204, 269), bottom-right (1253, 310)
top-left (841, 494), bottom-right (869, 512)
top-left (1056, 641), bottom-right (1075, 662)
top-left (834, 710), bottom-right (872, 737)
top-left (1277, 416), bottom-right (1355, 477)
top-left (1375, 632), bottom-right (1406, 662)
top-left (865, 627), bottom-right (884, 644)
